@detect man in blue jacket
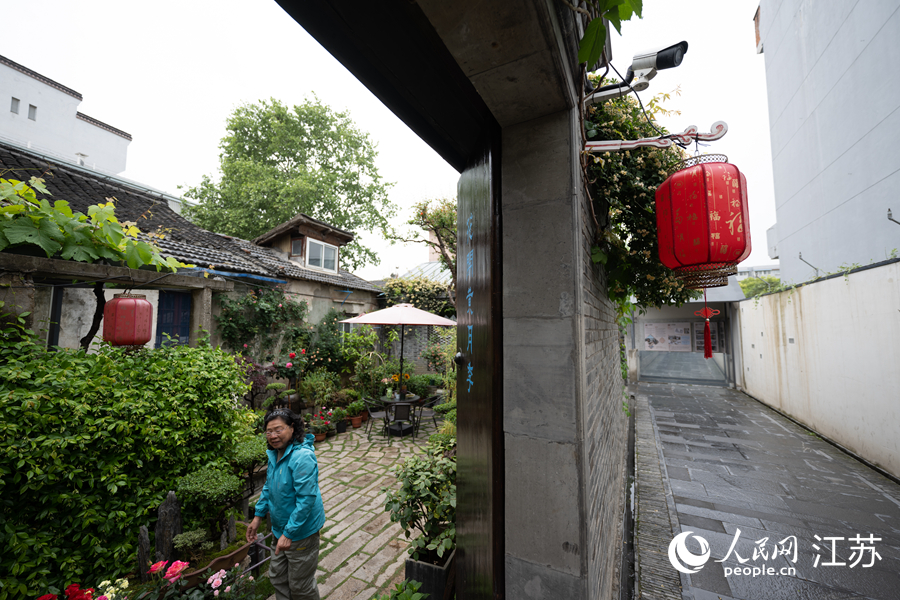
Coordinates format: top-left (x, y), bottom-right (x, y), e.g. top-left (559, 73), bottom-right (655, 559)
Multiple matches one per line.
top-left (247, 409), bottom-right (326, 600)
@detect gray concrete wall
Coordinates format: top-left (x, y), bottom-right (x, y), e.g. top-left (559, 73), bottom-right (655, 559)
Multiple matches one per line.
top-left (502, 106), bottom-right (626, 599)
top-left (758, 0), bottom-right (900, 282)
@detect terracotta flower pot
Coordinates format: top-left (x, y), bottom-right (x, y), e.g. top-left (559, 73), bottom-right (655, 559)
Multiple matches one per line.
top-left (313, 432), bottom-right (327, 442)
top-left (350, 415), bottom-right (363, 428)
top-left (361, 409), bottom-right (369, 423)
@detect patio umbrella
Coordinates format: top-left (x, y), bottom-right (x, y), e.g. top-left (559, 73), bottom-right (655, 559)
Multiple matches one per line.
top-left (339, 303), bottom-right (456, 396)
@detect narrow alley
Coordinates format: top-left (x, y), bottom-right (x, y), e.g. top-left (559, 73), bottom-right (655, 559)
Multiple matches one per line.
top-left (632, 383), bottom-right (900, 600)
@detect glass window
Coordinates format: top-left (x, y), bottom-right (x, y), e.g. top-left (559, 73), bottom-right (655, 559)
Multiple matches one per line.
top-left (308, 241), bottom-right (323, 268)
top-left (291, 238), bottom-right (303, 256)
top-left (307, 239), bottom-right (338, 272)
top-left (28, 104), bottom-right (37, 120)
top-left (323, 245), bottom-right (336, 271)
top-left (10, 97), bottom-right (19, 114)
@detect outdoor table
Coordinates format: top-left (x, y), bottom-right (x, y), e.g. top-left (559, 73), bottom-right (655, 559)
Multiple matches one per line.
top-left (380, 397), bottom-right (419, 437)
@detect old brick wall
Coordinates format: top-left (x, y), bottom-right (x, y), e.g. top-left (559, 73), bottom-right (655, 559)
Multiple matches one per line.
top-left (579, 176), bottom-right (629, 598)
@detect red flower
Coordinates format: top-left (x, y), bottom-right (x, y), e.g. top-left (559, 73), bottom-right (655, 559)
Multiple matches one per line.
top-left (289, 352), bottom-right (296, 359)
top-left (301, 349), bottom-right (306, 354)
top-left (37, 595), bottom-right (57, 600)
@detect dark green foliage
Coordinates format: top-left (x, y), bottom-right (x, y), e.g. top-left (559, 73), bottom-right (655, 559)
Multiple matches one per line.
top-left (405, 374), bottom-right (441, 398)
top-left (0, 317), bottom-right (249, 598)
top-left (433, 399), bottom-right (457, 426)
top-left (305, 308), bottom-right (347, 373)
top-left (739, 276), bottom-right (780, 298)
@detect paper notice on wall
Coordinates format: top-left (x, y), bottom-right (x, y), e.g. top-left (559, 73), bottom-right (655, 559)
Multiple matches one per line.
top-left (644, 322), bottom-right (692, 352)
top-left (692, 321), bottom-right (721, 353)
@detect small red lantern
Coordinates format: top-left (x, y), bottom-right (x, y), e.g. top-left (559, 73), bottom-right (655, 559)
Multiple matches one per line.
top-left (103, 293), bottom-right (153, 346)
top-left (655, 154), bottom-right (751, 289)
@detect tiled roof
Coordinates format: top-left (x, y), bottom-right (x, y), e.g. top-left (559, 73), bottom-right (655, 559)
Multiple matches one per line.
top-left (224, 236), bottom-right (382, 293)
top-left (0, 140), bottom-right (381, 291)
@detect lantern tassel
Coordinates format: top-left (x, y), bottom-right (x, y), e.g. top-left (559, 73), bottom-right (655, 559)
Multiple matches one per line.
top-left (702, 289), bottom-right (712, 359)
top-left (704, 319), bottom-right (712, 359)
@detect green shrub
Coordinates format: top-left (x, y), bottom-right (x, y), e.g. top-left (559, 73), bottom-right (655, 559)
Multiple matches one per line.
top-left (173, 528), bottom-right (213, 562)
top-left (0, 317), bottom-right (249, 599)
top-left (231, 435), bottom-right (268, 470)
top-left (176, 465), bottom-right (244, 534)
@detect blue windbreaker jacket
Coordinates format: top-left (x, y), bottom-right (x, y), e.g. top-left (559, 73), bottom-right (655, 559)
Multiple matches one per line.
top-left (254, 434), bottom-right (325, 541)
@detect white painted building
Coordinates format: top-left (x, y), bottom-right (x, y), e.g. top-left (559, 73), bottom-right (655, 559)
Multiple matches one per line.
top-left (0, 54), bottom-right (131, 174)
top-left (756, 2), bottom-right (900, 283)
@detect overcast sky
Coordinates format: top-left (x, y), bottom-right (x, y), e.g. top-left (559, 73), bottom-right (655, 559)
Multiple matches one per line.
top-left (3, 0), bottom-right (775, 280)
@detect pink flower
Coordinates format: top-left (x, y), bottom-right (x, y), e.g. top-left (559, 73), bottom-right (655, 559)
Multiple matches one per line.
top-left (214, 592), bottom-right (219, 598)
top-left (212, 578), bottom-right (222, 589)
top-left (234, 563), bottom-right (240, 568)
top-left (243, 344), bottom-right (248, 348)
top-left (149, 560), bottom-right (168, 574)
top-left (286, 362), bottom-right (293, 368)
top-left (164, 560), bottom-right (190, 583)
top-left (278, 304), bottom-right (282, 308)
top-left (225, 587), bottom-right (231, 593)
top-left (249, 576), bottom-right (254, 582)
top-left (325, 421), bottom-right (330, 425)
top-left (98, 596), bottom-right (108, 600)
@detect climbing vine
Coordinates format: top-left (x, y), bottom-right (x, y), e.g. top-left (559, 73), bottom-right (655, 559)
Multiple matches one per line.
top-left (584, 85), bottom-right (701, 318)
top-left (215, 287), bottom-right (309, 362)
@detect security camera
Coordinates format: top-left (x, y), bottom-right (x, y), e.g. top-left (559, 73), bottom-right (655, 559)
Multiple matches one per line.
top-left (631, 41), bottom-right (688, 72)
top-left (583, 40), bottom-right (688, 106)
top-left (629, 41), bottom-right (688, 92)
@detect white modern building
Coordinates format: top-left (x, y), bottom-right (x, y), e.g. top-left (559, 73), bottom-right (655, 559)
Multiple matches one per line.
top-left (755, 2), bottom-right (900, 283)
top-left (0, 54), bottom-right (131, 174)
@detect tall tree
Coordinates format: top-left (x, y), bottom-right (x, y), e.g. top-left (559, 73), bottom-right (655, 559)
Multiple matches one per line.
top-left (390, 198), bottom-right (457, 305)
top-left (182, 98), bottom-right (396, 270)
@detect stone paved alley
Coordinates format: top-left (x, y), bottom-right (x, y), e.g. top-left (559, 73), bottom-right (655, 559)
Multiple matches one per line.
top-left (633, 383), bottom-right (900, 600)
top-left (257, 418), bottom-right (438, 600)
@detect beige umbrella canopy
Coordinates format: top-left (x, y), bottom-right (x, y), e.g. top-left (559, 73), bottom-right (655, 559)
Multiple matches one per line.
top-left (340, 304), bottom-right (456, 388)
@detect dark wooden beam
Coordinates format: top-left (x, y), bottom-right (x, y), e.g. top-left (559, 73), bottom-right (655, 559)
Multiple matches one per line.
top-left (274, 0), bottom-right (497, 173)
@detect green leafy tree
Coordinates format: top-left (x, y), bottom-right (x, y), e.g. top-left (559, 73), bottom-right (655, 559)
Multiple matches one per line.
top-left (182, 97), bottom-right (397, 270)
top-left (739, 275), bottom-right (780, 298)
top-left (390, 198), bottom-right (457, 304)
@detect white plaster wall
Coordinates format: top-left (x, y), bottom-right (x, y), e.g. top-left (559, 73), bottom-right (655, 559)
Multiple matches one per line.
top-left (736, 261), bottom-right (900, 476)
top-left (0, 62), bottom-right (129, 173)
top-left (57, 288), bottom-right (160, 351)
top-left (758, 1), bottom-right (900, 282)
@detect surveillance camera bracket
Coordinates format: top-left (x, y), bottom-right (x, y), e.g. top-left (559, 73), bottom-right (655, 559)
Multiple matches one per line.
top-left (584, 121), bottom-right (729, 154)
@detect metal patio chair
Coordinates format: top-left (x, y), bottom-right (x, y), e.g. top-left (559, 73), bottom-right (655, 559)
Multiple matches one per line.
top-left (364, 397), bottom-right (387, 441)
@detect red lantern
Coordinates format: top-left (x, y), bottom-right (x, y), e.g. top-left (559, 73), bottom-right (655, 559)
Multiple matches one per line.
top-left (103, 293), bottom-right (153, 346)
top-left (655, 155), bottom-right (751, 289)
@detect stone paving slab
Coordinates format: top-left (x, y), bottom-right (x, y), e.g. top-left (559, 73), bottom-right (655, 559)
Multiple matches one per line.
top-left (259, 417), bottom-right (438, 600)
top-left (633, 383), bottom-right (900, 600)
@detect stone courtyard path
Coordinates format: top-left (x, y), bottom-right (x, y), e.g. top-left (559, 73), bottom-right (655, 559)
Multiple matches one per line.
top-left (262, 416), bottom-right (438, 600)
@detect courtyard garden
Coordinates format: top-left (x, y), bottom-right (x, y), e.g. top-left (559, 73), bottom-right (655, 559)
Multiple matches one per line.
top-left (1, 289), bottom-right (457, 600)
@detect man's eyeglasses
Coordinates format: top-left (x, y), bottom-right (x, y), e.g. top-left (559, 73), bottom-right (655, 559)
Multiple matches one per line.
top-left (265, 427), bottom-right (287, 437)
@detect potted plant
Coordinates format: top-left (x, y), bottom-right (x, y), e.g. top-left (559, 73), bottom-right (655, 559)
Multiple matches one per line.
top-left (307, 412), bottom-right (334, 441)
top-left (345, 401), bottom-right (365, 428)
top-left (331, 407), bottom-right (349, 433)
top-left (384, 440), bottom-right (457, 599)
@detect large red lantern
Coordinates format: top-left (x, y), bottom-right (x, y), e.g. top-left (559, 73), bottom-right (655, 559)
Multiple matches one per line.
top-left (103, 293), bottom-right (153, 346)
top-left (655, 155), bottom-right (751, 289)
